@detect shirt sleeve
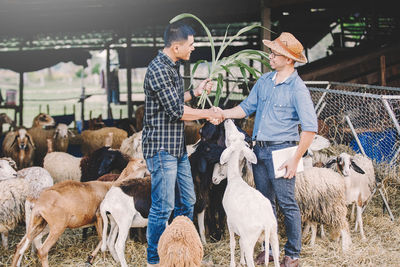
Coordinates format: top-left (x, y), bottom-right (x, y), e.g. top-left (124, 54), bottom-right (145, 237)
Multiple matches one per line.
top-left (148, 67), bottom-right (184, 122)
top-left (239, 78), bottom-right (262, 117)
top-left (293, 82), bottom-right (318, 132)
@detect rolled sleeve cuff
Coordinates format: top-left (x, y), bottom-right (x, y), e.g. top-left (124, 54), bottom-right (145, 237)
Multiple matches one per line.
top-left (239, 102), bottom-right (252, 117)
top-left (167, 103), bottom-right (184, 122)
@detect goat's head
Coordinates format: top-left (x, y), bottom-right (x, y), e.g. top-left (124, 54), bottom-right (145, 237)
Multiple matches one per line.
top-left (220, 119), bottom-right (257, 166)
top-left (32, 113), bottom-right (55, 128)
top-left (325, 152), bottom-right (365, 176)
top-left (212, 162), bottom-right (227, 185)
top-left (308, 134), bottom-right (330, 155)
top-left (0, 159), bottom-right (18, 181)
top-left (119, 158), bottom-right (149, 179)
top-left (12, 128), bottom-right (34, 151)
top-left (88, 115), bottom-right (105, 130)
top-left (97, 147), bottom-right (128, 176)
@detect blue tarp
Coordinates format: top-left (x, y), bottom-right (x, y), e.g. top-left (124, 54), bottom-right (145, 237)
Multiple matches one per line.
top-left (350, 129), bottom-right (398, 163)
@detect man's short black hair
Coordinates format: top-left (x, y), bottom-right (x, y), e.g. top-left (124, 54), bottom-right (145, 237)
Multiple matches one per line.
top-left (164, 21), bottom-right (195, 48)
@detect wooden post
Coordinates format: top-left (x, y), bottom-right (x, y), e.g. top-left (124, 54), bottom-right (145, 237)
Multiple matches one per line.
top-left (260, 0), bottom-right (271, 73)
top-left (19, 72), bottom-right (23, 126)
top-left (73, 104), bottom-right (76, 129)
top-left (46, 104), bottom-right (50, 115)
top-left (80, 67), bottom-right (85, 123)
top-left (380, 55), bottom-right (386, 86)
top-left (106, 46), bottom-right (111, 119)
top-left (126, 34), bottom-right (133, 119)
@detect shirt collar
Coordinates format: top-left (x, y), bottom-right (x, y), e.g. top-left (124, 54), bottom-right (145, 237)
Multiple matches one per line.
top-left (158, 50), bottom-right (181, 69)
top-left (271, 70), bottom-right (298, 85)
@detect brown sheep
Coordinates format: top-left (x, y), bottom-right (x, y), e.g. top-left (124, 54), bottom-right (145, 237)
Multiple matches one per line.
top-left (81, 127), bottom-right (127, 156)
top-left (11, 180), bottom-right (112, 267)
top-left (2, 128), bottom-right (35, 170)
top-left (158, 215), bottom-right (204, 267)
top-left (31, 113), bottom-right (55, 128)
top-left (135, 104), bottom-right (144, 131)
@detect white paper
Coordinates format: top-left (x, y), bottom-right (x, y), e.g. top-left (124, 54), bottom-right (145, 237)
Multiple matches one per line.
top-left (272, 145), bottom-right (304, 178)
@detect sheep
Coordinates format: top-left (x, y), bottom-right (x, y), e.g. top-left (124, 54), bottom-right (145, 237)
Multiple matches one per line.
top-left (219, 119), bottom-right (280, 267)
top-left (31, 113), bottom-right (55, 128)
top-left (43, 146), bottom-right (130, 183)
top-left (2, 128), bottom-right (35, 170)
top-left (295, 167), bottom-right (352, 250)
top-left (325, 152), bottom-right (375, 240)
top-left (158, 215), bottom-right (204, 267)
top-left (11, 180), bottom-right (113, 267)
top-left (88, 114), bottom-right (105, 130)
top-left (81, 127), bottom-right (127, 156)
top-left (0, 160), bottom-right (53, 249)
top-left (52, 123), bottom-right (74, 152)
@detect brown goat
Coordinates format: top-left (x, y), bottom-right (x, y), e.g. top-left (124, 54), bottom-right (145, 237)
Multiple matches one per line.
top-left (11, 180), bottom-right (113, 267)
top-left (184, 121), bottom-right (202, 145)
top-left (2, 128), bottom-right (35, 170)
top-left (135, 104), bottom-right (144, 131)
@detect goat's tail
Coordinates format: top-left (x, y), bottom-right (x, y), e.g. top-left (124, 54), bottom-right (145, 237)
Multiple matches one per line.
top-left (11, 209), bottom-right (47, 267)
top-left (100, 202), bottom-right (109, 252)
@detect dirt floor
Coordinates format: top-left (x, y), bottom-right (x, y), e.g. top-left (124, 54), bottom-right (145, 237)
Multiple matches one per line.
top-left (1, 183), bottom-right (399, 267)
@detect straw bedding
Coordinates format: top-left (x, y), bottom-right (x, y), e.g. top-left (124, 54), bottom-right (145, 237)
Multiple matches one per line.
top-left (1, 163), bottom-right (400, 266)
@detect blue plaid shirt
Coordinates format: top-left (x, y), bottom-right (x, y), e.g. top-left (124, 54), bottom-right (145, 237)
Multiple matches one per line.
top-left (239, 70), bottom-right (318, 141)
top-left (142, 51), bottom-right (186, 159)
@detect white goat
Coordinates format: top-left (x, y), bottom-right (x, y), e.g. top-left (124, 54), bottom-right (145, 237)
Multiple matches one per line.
top-left (326, 152), bottom-right (375, 240)
top-left (219, 119), bottom-right (279, 267)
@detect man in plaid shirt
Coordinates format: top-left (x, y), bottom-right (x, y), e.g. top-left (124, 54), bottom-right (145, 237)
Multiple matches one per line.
top-left (142, 21), bottom-right (223, 266)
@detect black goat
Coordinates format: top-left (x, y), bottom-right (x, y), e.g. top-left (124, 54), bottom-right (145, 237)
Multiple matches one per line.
top-left (80, 146), bottom-right (130, 182)
top-left (191, 121), bottom-right (252, 243)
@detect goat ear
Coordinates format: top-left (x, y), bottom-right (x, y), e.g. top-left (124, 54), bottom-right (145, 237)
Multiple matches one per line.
top-left (325, 157), bottom-right (337, 168)
top-left (220, 146), bottom-right (233, 165)
top-left (351, 160), bottom-right (365, 174)
top-left (11, 135), bottom-right (18, 147)
top-left (243, 146), bottom-right (257, 164)
top-left (26, 135), bottom-right (35, 148)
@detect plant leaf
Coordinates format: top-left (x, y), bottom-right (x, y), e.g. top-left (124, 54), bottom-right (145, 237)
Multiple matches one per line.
top-left (213, 73), bottom-right (224, 107)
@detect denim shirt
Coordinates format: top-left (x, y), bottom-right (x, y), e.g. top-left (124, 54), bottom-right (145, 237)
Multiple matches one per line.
top-left (239, 70), bottom-right (318, 141)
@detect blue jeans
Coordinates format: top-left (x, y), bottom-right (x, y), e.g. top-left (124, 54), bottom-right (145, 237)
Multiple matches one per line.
top-left (252, 142), bottom-right (302, 258)
top-left (145, 150), bottom-right (196, 264)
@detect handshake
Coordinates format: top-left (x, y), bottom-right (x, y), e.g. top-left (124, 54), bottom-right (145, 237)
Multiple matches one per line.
top-left (206, 106), bottom-right (225, 125)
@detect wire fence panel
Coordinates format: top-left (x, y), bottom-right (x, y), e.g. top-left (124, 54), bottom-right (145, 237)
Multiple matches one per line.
top-left (306, 82), bottom-right (400, 175)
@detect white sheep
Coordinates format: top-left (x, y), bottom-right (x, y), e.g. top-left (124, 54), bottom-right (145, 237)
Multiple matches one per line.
top-left (0, 160), bottom-right (53, 249)
top-left (158, 215), bottom-right (204, 267)
top-left (295, 167), bottom-right (352, 250)
top-left (43, 151), bottom-right (81, 183)
top-left (219, 119), bottom-right (279, 267)
top-left (326, 152), bottom-right (375, 240)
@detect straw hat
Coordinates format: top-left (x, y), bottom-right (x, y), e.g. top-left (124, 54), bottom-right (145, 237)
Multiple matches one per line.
top-left (263, 32), bottom-right (307, 63)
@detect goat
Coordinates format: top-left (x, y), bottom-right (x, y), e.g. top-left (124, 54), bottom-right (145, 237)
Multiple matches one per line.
top-left (2, 128), bottom-right (35, 170)
top-left (326, 152), bottom-right (375, 240)
top-left (11, 180), bottom-right (112, 267)
top-left (219, 119), bottom-right (279, 267)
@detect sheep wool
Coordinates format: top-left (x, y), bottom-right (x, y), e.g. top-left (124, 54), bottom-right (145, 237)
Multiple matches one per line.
top-left (0, 178), bottom-right (28, 232)
top-left (81, 127), bottom-right (127, 155)
top-left (18, 167), bottom-right (54, 199)
top-left (158, 215), bottom-right (203, 267)
top-left (119, 131), bottom-right (143, 159)
top-left (43, 152), bottom-right (81, 183)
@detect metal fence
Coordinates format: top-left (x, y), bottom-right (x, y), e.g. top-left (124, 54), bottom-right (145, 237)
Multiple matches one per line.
top-left (306, 81), bottom-right (400, 171)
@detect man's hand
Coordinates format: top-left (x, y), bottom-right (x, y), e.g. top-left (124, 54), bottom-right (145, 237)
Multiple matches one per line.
top-left (207, 106), bottom-right (224, 125)
top-left (278, 156), bottom-right (299, 179)
top-left (194, 78), bottom-right (213, 97)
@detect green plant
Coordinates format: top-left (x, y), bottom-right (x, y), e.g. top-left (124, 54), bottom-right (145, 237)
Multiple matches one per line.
top-left (170, 13), bottom-right (272, 108)
top-left (91, 63), bottom-right (101, 75)
top-left (75, 68), bottom-right (88, 79)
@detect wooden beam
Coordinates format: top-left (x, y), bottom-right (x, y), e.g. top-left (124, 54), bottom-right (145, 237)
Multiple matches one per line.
top-left (380, 55), bottom-right (386, 86)
top-left (260, 1), bottom-right (271, 73)
top-left (126, 36), bottom-right (133, 119)
top-left (18, 72), bottom-right (23, 126)
top-left (106, 46), bottom-right (111, 119)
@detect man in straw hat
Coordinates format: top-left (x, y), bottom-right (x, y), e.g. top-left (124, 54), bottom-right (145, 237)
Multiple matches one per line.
top-left (218, 32), bottom-right (318, 267)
